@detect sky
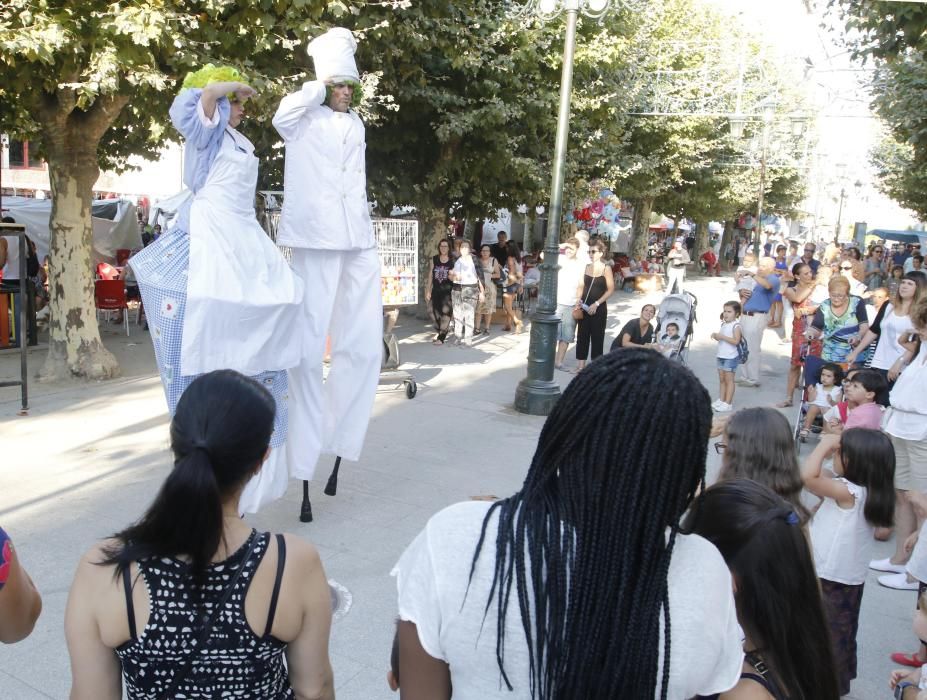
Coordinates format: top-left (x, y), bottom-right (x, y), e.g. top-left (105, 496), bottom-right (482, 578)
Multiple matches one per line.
top-left (703, 0), bottom-right (919, 232)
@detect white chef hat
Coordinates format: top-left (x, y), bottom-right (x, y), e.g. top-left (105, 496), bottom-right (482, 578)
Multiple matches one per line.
top-left (307, 27), bottom-right (359, 82)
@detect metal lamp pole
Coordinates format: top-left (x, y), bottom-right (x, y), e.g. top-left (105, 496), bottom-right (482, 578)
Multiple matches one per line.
top-left (514, 1), bottom-right (580, 415)
top-left (834, 186), bottom-right (846, 244)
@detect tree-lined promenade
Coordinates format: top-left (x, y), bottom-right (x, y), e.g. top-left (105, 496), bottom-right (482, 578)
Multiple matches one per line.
top-left (1, 0), bottom-right (919, 380)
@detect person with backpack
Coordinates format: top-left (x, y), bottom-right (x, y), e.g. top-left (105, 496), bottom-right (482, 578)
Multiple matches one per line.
top-left (710, 300), bottom-right (744, 413)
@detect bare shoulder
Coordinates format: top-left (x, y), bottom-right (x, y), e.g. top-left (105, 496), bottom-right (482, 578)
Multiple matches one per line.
top-left (719, 674), bottom-right (775, 700)
top-left (279, 533), bottom-right (323, 572)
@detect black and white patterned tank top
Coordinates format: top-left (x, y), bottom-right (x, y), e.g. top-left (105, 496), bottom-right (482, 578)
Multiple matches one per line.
top-left (115, 530), bottom-right (294, 699)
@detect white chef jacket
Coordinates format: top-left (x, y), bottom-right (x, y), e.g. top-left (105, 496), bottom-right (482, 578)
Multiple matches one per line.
top-left (272, 81), bottom-right (375, 250)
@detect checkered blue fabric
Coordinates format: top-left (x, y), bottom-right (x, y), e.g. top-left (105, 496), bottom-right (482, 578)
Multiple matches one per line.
top-left (131, 227), bottom-right (288, 448)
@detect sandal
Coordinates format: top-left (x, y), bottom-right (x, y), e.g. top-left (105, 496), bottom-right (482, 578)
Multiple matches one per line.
top-left (776, 399), bottom-right (793, 408)
top-left (891, 652), bottom-right (927, 668)
top-left (432, 338), bottom-right (444, 346)
top-left (799, 428), bottom-right (810, 441)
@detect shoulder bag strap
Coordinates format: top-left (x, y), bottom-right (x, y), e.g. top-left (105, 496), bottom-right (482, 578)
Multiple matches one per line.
top-left (158, 532), bottom-right (260, 700)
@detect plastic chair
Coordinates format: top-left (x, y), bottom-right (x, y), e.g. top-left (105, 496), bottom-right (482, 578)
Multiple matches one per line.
top-left (96, 262), bottom-right (119, 280)
top-left (94, 279), bottom-right (129, 336)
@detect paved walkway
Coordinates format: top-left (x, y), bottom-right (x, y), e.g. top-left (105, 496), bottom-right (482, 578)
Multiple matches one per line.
top-left (0, 273), bottom-right (913, 698)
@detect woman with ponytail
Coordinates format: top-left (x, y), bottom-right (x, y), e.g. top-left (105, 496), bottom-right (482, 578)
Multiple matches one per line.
top-left (64, 371), bottom-right (334, 700)
top-left (392, 349), bottom-right (743, 699)
top-left (684, 479), bottom-right (840, 700)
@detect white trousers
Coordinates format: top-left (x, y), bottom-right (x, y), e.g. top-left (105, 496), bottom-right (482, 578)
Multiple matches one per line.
top-left (737, 312), bottom-right (768, 383)
top-left (667, 266), bottom-right (686, 294)
top-left (287, 248), bottom-right (383, 480)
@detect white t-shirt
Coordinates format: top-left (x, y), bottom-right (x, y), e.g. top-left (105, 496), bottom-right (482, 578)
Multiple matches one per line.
top-left (452, 255), bottom-right (480, 286)
top-left (716, 321), bottom-right (739, 359)
top-left (871, 304), bottom-right (915, 370)
top-left (810, 383), bottom-right (842, 409)
top-left (885, 345), bottom-right (927, 441)
top-left (393, 501), bottom-right (743, 700)
top-left (556, 257), bottom-right (583, 306)
top-left (810, 479), bottom-right (873, 585)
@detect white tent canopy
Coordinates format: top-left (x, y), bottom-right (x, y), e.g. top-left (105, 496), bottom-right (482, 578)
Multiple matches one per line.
top-left (1, 196), bottom-right (141, 264)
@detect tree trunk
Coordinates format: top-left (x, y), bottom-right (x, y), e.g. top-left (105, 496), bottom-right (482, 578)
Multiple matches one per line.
top-left (721, 220), bottom-right (734, 268)
top-left (41, 139), bottom-right (120, 380)
top-left (629, 197), bottom-right (653, 260)
top-left (694, 219), bottom-right (710, 261)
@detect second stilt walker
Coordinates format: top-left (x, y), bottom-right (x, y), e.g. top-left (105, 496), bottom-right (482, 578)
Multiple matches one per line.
top-left (272, 28), bottom-right (383, 521)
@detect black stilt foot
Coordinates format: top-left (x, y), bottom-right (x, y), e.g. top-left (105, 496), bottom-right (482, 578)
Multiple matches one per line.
top-left (300, 479), bottom-right (313, 523)
top-left (324, 456), bottom-right (342, 496)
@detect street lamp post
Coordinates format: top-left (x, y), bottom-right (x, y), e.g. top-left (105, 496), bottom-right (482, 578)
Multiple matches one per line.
top-left (513, 0), bottom-right (613, 416)
top-left (753, 97), bottom-right (776, 255)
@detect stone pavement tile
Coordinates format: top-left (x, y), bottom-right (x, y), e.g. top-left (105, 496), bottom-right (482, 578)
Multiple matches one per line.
top-left (331, 663), bottom-right (397, 700)
top-left (0, 670), bottom-right (55, 700)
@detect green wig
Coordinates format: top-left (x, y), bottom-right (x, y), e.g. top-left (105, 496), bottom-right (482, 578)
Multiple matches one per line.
top-left (325, 79), bottom-right (363, 109)
top-left (182, 64), bottom-right (249, 97)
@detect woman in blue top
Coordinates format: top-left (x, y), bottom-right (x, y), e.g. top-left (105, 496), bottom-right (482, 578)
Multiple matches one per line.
top-left (129, 66), bottom-right (304, 514)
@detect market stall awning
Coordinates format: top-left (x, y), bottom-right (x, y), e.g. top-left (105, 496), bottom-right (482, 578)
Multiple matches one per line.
top-left (868, 229), bottom-right (926, 246)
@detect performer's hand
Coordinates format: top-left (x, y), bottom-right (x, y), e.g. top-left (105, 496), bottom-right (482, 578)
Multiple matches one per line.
top-left (233, 83), bottom-right (256, 101)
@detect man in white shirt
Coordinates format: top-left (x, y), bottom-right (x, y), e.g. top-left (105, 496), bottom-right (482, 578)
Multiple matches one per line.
top-left (272, 28), bottom-right (382, 513)
top-left (666, 239), bottom-right (691, 294)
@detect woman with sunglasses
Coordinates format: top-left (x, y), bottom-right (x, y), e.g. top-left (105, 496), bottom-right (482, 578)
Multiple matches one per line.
top-left (574, 239), bottom-right (615, 371)
top-left (865, 245), bottom-right (889, 291)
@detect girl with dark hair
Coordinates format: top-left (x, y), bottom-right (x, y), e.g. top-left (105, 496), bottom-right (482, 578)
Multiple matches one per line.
top-left (846, 271), bottom-right (927, 384)
top-left (393, 349), bottom-right (743, 699)
top-left (802, 429), bottom-right (896, 696)
top-left (684, 479), bottom-right (840, 700)
top-left (65, 371), bottom-right (334, 700)
top-left (425, 239), bottom-right (454, 345)
top-left (710, 300), bottom-right (742, 413)
top-left (779, 261), bottom-right (820, 407)
top-left (717, 407), bottom-right (811, 524)
top-left (502, 241), bottom-right (524, 333)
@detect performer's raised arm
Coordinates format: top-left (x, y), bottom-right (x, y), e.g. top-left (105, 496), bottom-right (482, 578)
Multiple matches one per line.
top-left (272, 81), bottom-right (328, 142)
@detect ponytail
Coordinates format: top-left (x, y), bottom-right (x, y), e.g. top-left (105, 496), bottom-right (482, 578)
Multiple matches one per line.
top-left (100, 370), bottom-right (275, 578)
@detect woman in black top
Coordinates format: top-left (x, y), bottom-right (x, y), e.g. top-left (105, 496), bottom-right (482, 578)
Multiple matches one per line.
top-left (425, 239), bottom-right (454, 345)
top-left (573, 239), bottom-right (615, 371)
top-left (612, 304), bottom-right (656, 350)
top-left (65, 371), bottom-right (334, 700)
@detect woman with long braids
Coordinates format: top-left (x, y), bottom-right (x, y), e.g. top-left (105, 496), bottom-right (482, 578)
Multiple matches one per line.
top-left (392, 349), bottom-right (743, 699)
top-left (64, 371), bottom-right (334, 699)
top-left (684, 479), bottom-right (840, 700)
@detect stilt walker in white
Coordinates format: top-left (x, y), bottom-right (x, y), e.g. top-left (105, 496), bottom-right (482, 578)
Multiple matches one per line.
top-left (130, 65), bottom-right (305, 515)
top-left (272, 28), bottom-right (383, 522)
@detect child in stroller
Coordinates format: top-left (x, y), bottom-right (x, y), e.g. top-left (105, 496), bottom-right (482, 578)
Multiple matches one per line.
top-left (799, 362), bottom-right (844, 441)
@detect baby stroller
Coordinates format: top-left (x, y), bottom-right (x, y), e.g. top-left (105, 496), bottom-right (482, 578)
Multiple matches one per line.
top-left (654, 291), bottom-right (697, 364)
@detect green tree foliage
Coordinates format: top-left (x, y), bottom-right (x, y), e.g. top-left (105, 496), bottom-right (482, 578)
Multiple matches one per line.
top-left (0, 0), bottom-right (349, 379)
top-left (830, 0), bottom-right (927, 218)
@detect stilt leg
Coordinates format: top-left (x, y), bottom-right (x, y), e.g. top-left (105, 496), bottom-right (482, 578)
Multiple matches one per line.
top-left (300, 480), bottom-right (313, 523)
top-left (324, 456), bottom-right (342, 496)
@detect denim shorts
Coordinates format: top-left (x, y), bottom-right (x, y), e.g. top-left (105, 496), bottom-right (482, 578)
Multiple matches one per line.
top-left (558, 304), bottom-right (577, 343)
top-left (717, 356), bottom-right (738, 372)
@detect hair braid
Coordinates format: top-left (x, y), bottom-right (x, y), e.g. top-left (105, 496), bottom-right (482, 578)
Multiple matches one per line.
top-left (470, 349), bottom-right (710, 698)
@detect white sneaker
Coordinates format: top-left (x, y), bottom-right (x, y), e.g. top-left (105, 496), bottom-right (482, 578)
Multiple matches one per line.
top-left (711, 399), bottom-right (725, 410)
top-left (716, 402), bottom-right (734, 413)
top-left (869, 557), bottom-right (907, 574)
top-left (878, 572), bottom-right (919, 590)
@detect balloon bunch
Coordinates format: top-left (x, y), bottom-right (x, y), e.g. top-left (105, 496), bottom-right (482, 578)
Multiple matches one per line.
top-left (564, 185), bottom-right (624, 239)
